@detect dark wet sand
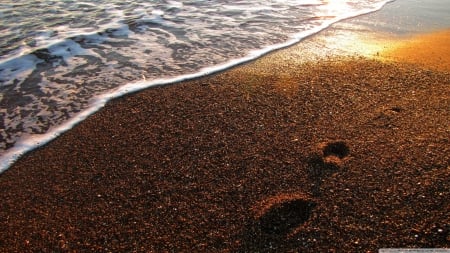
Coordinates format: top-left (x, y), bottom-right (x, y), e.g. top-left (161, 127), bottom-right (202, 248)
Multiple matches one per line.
top-left (0, 28), bottom-right (449, 252)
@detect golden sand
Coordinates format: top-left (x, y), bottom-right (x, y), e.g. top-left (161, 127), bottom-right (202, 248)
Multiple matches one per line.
top-left (259, 25), bottom-right (450, 73)
top-left (375, 29), bottom-right (450, 72)
top-left (211, 28), bottom-right (450, 97)
top-left (0, 16), bottom-right (449, 251)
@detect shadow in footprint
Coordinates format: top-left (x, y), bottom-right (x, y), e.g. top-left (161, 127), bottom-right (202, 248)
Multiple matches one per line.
top-left (259, 198), bottom-right (316, 235)
top-left (237, 194), bottom-right (316, 252)
top-left (322, 141), bottom-right (349, 160)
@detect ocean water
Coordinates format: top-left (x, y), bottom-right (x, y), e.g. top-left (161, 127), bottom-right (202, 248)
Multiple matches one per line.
top-left (0, 0), bottom-right (393, 172)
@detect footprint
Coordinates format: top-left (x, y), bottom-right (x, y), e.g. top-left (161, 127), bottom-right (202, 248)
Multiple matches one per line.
top-left (322, 141), bottom-right (350, 161)
top-left (389, 106), bottom-right (402, 113)
top-left (309, 140), bottom-right (350, 172)
top-left (237, 194), bottom-right (316, 252)
top-left (308, 141), bottom-right (350, 195)
top-left (257, 196), bottom-right (316, 235)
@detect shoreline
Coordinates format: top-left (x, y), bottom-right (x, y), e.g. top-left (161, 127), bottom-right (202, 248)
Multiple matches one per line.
top-left (0, 3), bottom-right (449, 251)
top-left (1, 0), bottom-right (448, 174)
top-left (0, 27), bottom-right (449, 251)
top-left (0, 2), bottom-right (393, 174)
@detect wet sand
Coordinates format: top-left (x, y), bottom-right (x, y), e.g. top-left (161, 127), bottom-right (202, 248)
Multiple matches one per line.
top-left (0, 20), bottom-right (449, 253)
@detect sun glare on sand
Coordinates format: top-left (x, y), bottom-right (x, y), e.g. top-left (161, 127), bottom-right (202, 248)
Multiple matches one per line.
top-left (321, 26), bottom-right (450, 72)
top-left (380, 30), bottom-right (450, 72)
top-left (352, 29), bottom-right (450, 72)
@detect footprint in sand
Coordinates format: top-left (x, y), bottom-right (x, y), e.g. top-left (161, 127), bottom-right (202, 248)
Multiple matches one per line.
top-left (308, 140), bottom-right (350, 179)
top-left (238, 194), bottom-right (316, 251)
top-left (256, 195), bottom-right (316, 235)
top-left (321, 141), bottom-right (350, 166)
top-left (239, 141), bottom-right (349, 251)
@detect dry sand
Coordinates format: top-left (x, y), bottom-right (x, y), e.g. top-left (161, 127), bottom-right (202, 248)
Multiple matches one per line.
top-left (0, 28), bottom-right (449, 252)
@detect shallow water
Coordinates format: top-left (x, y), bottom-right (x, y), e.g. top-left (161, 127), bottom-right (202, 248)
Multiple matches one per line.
top-left (1, 0), bottom-right (394, 172)
top-left (348, 0), bottom-right (450, 35)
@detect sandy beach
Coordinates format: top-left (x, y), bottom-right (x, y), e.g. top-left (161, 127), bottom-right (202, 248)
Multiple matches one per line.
top-left (0, 4), bottom-right (449, 252)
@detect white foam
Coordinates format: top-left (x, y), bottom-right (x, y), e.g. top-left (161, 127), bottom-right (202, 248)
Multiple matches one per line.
top-left (77, 2), bottom-right (100, 8)
top-left (48, 40), bottom-right (89, 61)
top-left (0, 0), bottom-right (394, 173)
top-left (0, 2), bottom-right (127, 66)
top-left (167, 1), bottom-right (183, 9)
top-left (0, 55), bottom-right (43, 87)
